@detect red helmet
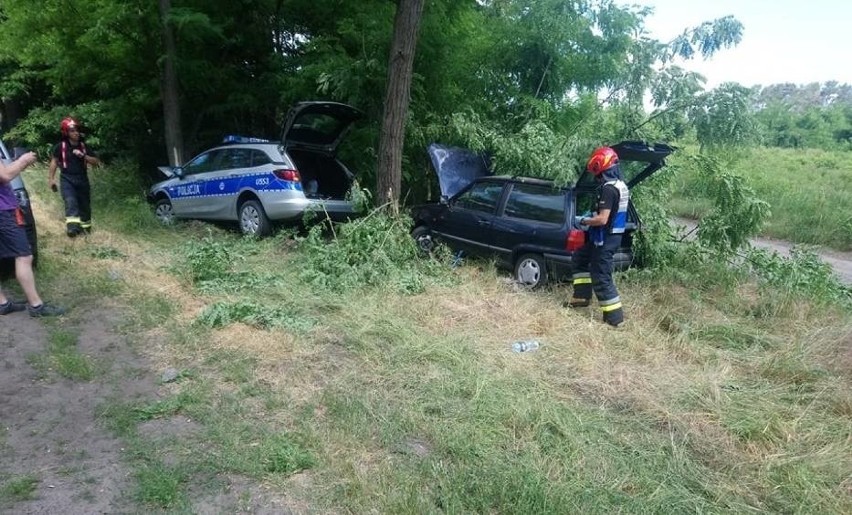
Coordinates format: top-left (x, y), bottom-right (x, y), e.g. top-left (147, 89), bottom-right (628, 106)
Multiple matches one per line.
top-left (586, 146), bottom-right (619, 175)
top-left (60, 117), bottom-right (80, 137)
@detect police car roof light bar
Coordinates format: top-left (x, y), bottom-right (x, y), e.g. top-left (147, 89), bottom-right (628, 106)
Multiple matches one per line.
top-left (222, 135), bottom-right (271, 144)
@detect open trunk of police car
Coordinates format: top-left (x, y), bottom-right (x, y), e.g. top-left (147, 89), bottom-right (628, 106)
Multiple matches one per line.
top-left (280, 101), bottom-right (362, 201)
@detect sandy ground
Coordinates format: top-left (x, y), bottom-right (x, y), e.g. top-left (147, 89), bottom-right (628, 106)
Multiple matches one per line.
top-left (0, 307), bottom-right (150, 514)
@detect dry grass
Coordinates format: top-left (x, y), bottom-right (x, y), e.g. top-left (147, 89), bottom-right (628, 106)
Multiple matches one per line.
top-left (22, 169), bottom-right (851, 513)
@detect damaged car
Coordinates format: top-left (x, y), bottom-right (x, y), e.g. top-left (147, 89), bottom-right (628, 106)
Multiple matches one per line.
top-left (148, 101), bottom-right (363, 237)
top-left (411, 141), bottom-right (675, 288)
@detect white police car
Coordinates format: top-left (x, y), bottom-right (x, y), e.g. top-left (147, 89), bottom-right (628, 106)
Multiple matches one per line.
top-left (148, 101), bottom-right (363, 236)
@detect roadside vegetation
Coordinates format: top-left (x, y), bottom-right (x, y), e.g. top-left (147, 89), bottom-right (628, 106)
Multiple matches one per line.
top-left (4, 159), bottom-right (848, 513)
top-left (670, 145), bottom-right (852, 251)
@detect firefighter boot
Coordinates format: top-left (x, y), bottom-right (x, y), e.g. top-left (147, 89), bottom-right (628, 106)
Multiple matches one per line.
top-left (564, 273), bottom-right (592, 308)
top-left (602, 307), bottom-right (624, 327)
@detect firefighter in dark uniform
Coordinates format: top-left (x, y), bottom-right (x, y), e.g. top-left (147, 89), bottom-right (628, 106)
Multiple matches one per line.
top-left (566, 146), bottom-right (629, 327)
top-left (48, 117), bottom-right (102, 237)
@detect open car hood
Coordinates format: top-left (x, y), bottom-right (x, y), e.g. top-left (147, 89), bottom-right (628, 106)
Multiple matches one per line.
top-left (157, 165), bottom-right (179, 178)
top-left (577, 140), bottom-right (676, 189)
top-left (427, 143), bottom-right (492, 199)
top-left (280, 101), bottom-right (363, 154)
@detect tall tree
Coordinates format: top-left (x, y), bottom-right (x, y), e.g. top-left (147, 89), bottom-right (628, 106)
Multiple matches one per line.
top-left (376, 0), bottom-right (425, 210)
top-left (159, 0), bottom-right (184, 166)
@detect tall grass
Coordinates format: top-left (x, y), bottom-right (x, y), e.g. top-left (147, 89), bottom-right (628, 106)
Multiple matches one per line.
top-left (16, 159), bottom-right (852, 513)
top-left (670, 146), bottom-right (852, 251)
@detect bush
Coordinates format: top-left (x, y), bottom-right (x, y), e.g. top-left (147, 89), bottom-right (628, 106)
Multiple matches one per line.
top-left (296, 210), bottom-right (453, 294)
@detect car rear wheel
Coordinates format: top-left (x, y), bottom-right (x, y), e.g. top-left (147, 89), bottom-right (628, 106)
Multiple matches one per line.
top-left (412, 226), bottom-right (435, 254)
top-left (239, 200), bottom-right (272, 237)
top-left (514, 253), bottom-right (547, 289)
top-left (154, 198), bottom-right (175, 225)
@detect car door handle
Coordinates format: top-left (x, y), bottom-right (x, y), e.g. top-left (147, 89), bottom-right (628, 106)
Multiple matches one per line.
top-left (478, 220), bottom-right (491, 226)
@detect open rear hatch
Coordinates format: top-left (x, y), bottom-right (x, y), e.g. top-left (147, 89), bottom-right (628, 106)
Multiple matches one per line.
top-left (280, 101), bottom-right (363, 154)
top-left (576, 140), bottom-right (675, 188)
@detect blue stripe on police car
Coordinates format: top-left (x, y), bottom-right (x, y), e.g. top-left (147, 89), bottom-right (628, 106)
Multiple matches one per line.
top-left (166, 173), bottom-right (300, 199)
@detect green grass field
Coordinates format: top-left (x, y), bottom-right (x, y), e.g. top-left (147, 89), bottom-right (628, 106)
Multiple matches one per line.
top-left (669, 146), bottom-right (852, 251)
top-left (3, 161), bottom-right (850, 513)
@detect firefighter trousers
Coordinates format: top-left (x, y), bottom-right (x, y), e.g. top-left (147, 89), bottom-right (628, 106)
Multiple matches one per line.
top-left (569, 234), bottom-right (625, 326)
top-left (60, 174), bottom-right (91, 236)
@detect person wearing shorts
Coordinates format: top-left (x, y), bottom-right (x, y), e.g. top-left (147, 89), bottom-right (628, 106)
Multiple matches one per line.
top-left (0, 150), bottom-right (65, 317)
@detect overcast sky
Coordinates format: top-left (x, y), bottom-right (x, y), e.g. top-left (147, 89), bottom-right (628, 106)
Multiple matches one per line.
top-left (635, 0), bottom-right (852, 89)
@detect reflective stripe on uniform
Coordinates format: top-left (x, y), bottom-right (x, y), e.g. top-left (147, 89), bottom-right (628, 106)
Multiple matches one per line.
top-left (601, 302), bottom-right (623, 312)
top-left (599, 296), bottom-right (621, 307)
top-left (572, 272), bottom-right (591, 285)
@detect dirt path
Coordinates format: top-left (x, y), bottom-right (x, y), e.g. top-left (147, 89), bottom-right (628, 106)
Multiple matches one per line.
top-left (0, 307), bottom-right (156, 514)
top-left (673, 217), bottom-right (852, 285)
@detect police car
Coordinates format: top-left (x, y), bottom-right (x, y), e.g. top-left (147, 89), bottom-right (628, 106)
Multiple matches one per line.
top-left (148, 101), bottom-right (363, 236)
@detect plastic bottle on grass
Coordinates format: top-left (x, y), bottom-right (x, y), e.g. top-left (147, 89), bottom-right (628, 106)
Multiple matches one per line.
top-left (512, 340), bottom-right (540, 353)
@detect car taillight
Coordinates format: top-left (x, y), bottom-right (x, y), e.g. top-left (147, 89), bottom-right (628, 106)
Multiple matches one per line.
top-left (273, 169), bottom-right (301, 182)
top-left (566, 229), bottom-right (585, 251)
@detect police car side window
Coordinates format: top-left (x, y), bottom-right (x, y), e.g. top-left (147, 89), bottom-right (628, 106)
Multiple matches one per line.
top-left (223, 149), bottom-right (251, 170)
top-left (251, 150), bottom-right (271, 167)
top-left (455, 182), bottom-right (503, 214)
top-left (185, 150), bottom-right (225, 175)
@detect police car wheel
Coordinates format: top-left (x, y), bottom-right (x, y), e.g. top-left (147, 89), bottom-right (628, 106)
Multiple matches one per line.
top-left (514, 253), bottom-right (547, 289)
top-left (239, 200), bottom-right (272, 237)
top-left (155, 198), bottom-right (175, 225)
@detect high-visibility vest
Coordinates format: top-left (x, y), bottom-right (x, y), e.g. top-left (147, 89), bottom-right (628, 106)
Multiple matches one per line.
top-left (605, 180), bottom-right (630, 234)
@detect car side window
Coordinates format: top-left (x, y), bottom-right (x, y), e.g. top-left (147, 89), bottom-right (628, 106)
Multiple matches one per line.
top-left (251, 150), bottom-right (271, 167)
top-left (222, 148), bottom-right (252, 170)
top-left (184, 149), bottom-right (226, 176)
top-left (504, 183), bottom-right (565, 224)
top-left (454, 182), bottom-right (504, 213)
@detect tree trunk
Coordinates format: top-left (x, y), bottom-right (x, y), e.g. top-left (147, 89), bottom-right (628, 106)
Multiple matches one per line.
top-left (159, 0), bottom-right (184, 166)
top-left (376, 0), bottom-right (425, 212)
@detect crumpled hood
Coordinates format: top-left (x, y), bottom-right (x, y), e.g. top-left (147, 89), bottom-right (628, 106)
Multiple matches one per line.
top-left (427, 143), bottom-right (492, 199)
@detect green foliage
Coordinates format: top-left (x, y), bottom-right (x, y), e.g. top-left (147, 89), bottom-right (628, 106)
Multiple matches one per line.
top-left (0, 476), bottom-right (39, 503)
top-left (257, 434), bottom-right (316, 474)
top-left (197, 301), bottom-right (315, 332)
top-left (755, 82), bottom-right (852, 151)
top-left (0, 0), bottom-right (751, 203)
top-left (135, 463), bottom-right (186, 509)
top-left (689, 83), bottom-right (759, 151)
top-left (671, 146), bottom-right (852, 251)
top-left (27, 328), bottom-right (97, 381)
top-left (179, 234), bottom-right (244, 284)
top-left (667, 16), bottom-right (743, 61)
top-left (296, 210), bottom-right (452, 294)
top-left (687, 154), bottom-right (769, 254)
top-left (746, 246), bottom-right (852, 307)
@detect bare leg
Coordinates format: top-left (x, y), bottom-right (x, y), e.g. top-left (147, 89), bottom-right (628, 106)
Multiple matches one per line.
top-left (15, 255), bottom-right (43, 307)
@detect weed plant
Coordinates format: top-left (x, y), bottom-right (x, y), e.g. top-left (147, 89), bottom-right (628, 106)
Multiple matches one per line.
top-left (296, 209), bottom-right (455, 294)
